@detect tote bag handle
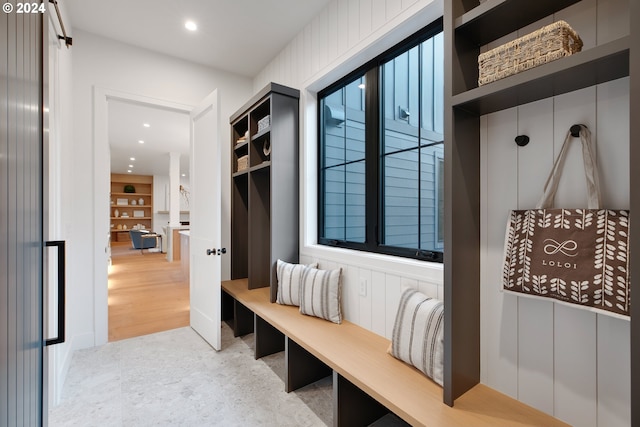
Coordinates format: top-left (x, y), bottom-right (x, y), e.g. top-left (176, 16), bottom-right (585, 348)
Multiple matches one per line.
top-left (536, 125), bottom-right (602, 210)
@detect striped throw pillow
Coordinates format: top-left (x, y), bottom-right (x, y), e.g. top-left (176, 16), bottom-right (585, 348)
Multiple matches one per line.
top-left (276, 260), bottom-right (318, 306)
top-left (390, 288), bottom-right (444, 386)
top-left (299, 266), bottom-right (342, 324)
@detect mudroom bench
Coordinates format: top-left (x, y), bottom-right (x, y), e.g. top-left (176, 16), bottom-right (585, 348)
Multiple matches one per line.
top-left (221, 279), bottom-right (568, 427)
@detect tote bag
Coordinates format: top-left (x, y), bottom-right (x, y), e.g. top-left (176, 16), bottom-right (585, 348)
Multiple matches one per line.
top-left (502, 125), bottom-right (630, 319)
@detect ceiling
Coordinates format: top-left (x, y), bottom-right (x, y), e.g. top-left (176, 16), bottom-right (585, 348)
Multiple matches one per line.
top-left (64, 0), bottom-right (330, 77)
top-left (66, 0), bottom-right (330, 179)
top-left (108, 101), bottom-right (190, 176)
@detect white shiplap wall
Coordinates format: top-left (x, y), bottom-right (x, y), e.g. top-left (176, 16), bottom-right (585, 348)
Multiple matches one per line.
top-left (299, 251), bottom-right (443, 337)
top-left (253, 0), bottom-right (443, 92)
top-left (253, 0), bottom-right (631, 425)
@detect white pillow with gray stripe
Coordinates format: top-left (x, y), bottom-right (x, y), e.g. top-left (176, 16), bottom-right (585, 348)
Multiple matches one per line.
top-left (390, 288), bottom-right (444, 386)
top-left (276, 260), bottom-right (318, 306)
top-left (298, 266), bottom-right (342, 324)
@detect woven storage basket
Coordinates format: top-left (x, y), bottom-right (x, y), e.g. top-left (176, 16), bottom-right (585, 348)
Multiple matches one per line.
top-left (478, 20), bottom-right (583, 86)
top-left (237, 155), bottom-right (248, 171)
top-left (257, 115), bottom-right (270, 132)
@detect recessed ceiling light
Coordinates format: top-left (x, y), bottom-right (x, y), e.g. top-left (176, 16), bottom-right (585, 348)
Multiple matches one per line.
top-left (185, 20), bottom-right (197, 31)
top-left (138, 140), bottom-right (145, 144)
top-left (130, 157), bottom-right (135, 161)
top-left (129, 164), bottom-right (134, 168)
top-left (143, 123), bottom-right (150, 128)
top-left (127, 170), bottom-right (132, 173)
top-left (181, 174), bottom-right (186, 177)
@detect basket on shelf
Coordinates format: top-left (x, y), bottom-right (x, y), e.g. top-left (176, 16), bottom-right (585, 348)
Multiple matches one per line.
top-left (478, 20), bottom-right (583, 86)
top-left (257, 115), bottom-right (270, 132)
top-left (237, 155), bottom-right (249, 171)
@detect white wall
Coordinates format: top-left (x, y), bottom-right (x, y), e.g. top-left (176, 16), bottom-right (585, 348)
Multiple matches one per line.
top-left (67, 30), bottom-right (252, 356)
top-left (254, 0), bottom-right (631, 425)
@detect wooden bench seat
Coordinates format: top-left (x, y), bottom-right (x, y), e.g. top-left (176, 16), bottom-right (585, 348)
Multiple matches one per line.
top-left (222, 279), bottom-right (569, 427)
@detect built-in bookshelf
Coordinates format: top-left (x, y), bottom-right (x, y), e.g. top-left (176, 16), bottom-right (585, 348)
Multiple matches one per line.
top-left (110, 173), bottom-right (153, 242)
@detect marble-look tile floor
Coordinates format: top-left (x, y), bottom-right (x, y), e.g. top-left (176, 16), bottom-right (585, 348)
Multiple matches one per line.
top-left (49, 324), bottom-right (332, 426)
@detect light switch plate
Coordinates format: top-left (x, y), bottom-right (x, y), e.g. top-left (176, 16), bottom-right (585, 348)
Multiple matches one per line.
top-left (359, 277), bottom-right (367, 297)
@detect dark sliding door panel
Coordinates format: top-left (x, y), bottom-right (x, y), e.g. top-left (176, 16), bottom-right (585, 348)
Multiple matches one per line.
top-left (1, 5), bottom-right (44, 427)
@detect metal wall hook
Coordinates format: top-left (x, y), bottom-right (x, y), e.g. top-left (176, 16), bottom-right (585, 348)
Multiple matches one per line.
top-left (515, 135), bottom-right (530, 147)
top-left (570, 124), bottom-right (586, 137)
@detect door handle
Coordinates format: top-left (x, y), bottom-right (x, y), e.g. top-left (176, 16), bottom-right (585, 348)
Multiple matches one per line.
top-left (217, 248), bottom-right (226, 255)
top-left (206, 248), bottom-right (217, 256)
top-left (45, 240), bottom-right (66, 346)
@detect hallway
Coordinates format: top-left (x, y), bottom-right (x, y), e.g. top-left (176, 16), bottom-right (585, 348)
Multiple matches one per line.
top-left (108, 243), bottom-right (189, 341)
top-left (49, 326), bottom-right (332, 426)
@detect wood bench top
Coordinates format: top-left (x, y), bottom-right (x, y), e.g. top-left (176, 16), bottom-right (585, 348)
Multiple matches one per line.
top-left (222, 279), bottom-right (570, 427)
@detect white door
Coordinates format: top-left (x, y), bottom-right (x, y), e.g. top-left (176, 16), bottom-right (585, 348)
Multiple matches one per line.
top-left (189, 90), bottom-right (221, 350)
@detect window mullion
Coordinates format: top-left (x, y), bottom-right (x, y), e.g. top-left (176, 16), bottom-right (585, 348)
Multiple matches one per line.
top-left (343, 88), bottom-right (348, 242)
top-left (318, 97), bottom-right (325, 242)
top-left (364, 67), bottom-right (379, 249)
top-left (417, 41), bottom-right (423, 252)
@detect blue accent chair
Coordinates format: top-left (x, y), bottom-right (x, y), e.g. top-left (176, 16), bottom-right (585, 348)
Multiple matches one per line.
top-left (129, 230), bottom-right (159, 253)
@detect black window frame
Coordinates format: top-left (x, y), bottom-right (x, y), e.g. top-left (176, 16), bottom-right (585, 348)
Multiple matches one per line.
top-left (318, 18), bottom-right (444, 263)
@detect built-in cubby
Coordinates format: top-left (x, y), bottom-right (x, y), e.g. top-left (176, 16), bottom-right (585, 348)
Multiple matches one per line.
top-left (231, 173), bottom-right (248, 279)
top-left (229, 83), bottom-right (300, 304)
top-left (444, 0), bottom-right (636, 410)
top-left (248, 168), bottom-right (271, 289)
top-left (232, 115), bottom-right (249, 175)
top-left (250, 132), bottom-right (271, 168)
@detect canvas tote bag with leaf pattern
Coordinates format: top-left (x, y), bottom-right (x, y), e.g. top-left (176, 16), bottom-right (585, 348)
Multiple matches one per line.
top-left (502, 125), bottom-right (630, 319)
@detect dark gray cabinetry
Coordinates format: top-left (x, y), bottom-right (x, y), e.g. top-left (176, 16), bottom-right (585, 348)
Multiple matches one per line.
top-left (230, 83), bottom-right (300, 303)
top-left (444, 0), bottom-right (635, 409)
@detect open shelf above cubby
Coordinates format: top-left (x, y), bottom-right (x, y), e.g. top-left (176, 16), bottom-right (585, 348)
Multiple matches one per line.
top-left (250, 161), bottom-right (271, 173)
top-left (252, 127), bottom-right (270, 140)
top-left (234, 141), bottom-right (248, 151)
top-left (452, 36), bottom-right (629, 115)
top-left (455, 0), bottom-right (581, 46)
top-left (250, 135), bottom-right (271, 167)
top-left (233, 170), bottom-right (249, 179)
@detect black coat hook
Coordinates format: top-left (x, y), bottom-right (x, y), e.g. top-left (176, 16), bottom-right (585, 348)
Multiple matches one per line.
top-left (515, 135), bottom-right (530, 147)
top-left (570, 124), bottom-right (586, 137)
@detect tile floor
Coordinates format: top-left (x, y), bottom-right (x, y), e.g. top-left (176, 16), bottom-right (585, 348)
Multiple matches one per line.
top-left (49, 324), bottom-right (332, 426)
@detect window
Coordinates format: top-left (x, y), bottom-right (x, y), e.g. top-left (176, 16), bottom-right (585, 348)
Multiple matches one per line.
top-left (320, 76), bottom-right (367, 243)
top-left (319, 20), bottom-right (444, 262)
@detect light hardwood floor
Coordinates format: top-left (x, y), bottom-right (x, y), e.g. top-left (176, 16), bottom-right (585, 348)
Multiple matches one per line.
top-left (108, 242), bottom-right (189, 341)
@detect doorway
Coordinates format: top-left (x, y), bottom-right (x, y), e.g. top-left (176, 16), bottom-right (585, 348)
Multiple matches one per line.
top-left (93, 89), bottom-right (194, 345)
top-left (107, 98), bottom-right (191, 341)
